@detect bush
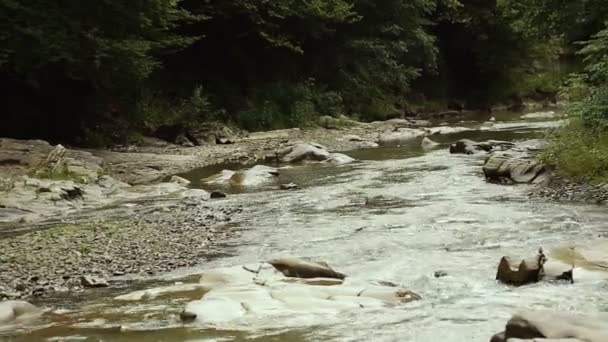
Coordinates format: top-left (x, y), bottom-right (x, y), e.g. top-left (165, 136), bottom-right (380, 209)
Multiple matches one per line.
top-left (540, 119), bottom-right (608, 182)
top-left (234, 81), bottom-right (346, 131)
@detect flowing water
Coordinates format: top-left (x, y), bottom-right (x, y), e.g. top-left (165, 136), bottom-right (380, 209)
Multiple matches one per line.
top-left (5, 110), bottom-right (608, 342)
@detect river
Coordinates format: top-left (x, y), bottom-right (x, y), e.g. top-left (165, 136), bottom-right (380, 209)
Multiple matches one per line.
top-left (5, 109), bottom-right (608, 342)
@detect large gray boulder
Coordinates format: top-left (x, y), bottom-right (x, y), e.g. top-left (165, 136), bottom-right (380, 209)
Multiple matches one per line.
top-left (377, 128), bottom-right (426, 146)
top-left (277, 143), bottom-right (331, 163)
top-left (483, 153), bottom-right (546, 184)
top-left (491, 311), bottom-right (608, 342)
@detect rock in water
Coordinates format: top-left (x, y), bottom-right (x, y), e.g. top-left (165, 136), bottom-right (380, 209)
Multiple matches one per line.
top-left (496, 249), bottom-right (547, 286)
top-left (210, 190), bottom-right (227, 199)
top-left (170, 175), bottom-right (191, 186)
top-left (449, 139), bottom-right (514, 155)
top-left (483, 153), bottom-right (546, 184)
top-left (0, 301), bottom-right (40, 324)
top-left (491, 310), bottom-right (608, 342)
top-left (325, 153), bottom-right (356, 165)
top-left (280, 183), bottom-right (300, 190)
top-left (377, 128), bottom-right (426, 146)
top-left (421, 137), bottom-right (440, 150)
top-left (268, 257), bottom-right (346, 280)
top-left (278, 143), bottom-right (332, 163)
top-left (80, 275), bottom-right (109, 288)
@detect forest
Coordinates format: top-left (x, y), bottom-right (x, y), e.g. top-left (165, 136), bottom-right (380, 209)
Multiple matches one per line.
top-left (1, 0), bottom-right (608, 179)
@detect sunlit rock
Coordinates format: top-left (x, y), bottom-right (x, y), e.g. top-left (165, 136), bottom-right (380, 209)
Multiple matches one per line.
top-left (324, 153), bottom-right (356, 165)
top-left (421, 137), bottom-right (440, 150)
top-left (114, 283), bottom-right (213, 301)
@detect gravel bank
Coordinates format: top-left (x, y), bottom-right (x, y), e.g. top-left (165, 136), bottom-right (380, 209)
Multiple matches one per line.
top-left (0, 198), bottom-right (243, 300)
top-left (530, 172), bottom-right (608, 204)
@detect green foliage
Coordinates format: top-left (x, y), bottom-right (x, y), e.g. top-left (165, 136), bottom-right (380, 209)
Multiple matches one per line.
top-left (234, 81), bottom-right (329, 131)
top-left (540, 120), bottom-right (608, 182)
top-left (136, 85), bottom-right (213, 130)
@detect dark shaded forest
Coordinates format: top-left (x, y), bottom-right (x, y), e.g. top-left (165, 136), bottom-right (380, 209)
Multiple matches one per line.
top-left (1, 0), bottom-right (607, 149)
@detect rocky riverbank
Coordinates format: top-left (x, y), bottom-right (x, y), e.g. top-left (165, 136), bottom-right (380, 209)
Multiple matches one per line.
top-left (0, 198), bottom-right (242, 300)
top-left (529, 172), bottom-right (608, 204)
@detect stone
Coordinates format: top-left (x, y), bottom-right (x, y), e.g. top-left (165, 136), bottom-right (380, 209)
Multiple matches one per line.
top-left (216, 137), bottom-right (235, 145)
top-left (170, 175), bottom-right (191, 186)
top-left (229, 165), bottom-right (279, 186)
top-left (483, 153), bottom-right (546, 184)
top-left (80, 275), bottom-right (109, 288)
top-left (434, 270), bottom-right (448, 278)
top-left (0, 300), bottom-right (40, 324)
top-left (496, 249), bottom-right (546, 286)
top-left (175, 134), bottom-right (195, 147)
top-left (210, 190), bottom-right (227, 199)
top-left (278, 143), bottom-right (332, 163)
top-left (425, 126), bottom-right (473, 135)
top-left (344, 135), bottom-right (364, 142)
top-left (421, 137), bottom-right (440, 150)
top-left (450, 139), bottom-right (515, 155)
top-left (491, 310), bottom-right (608, 342)
top-left (325, 153), bottom-right (356, 165)
top-left (377, 128), bottom-right (426, 146)
top-left (268, 257), bottom-right (346, 280)
top-left (280, 183), bottom-right (300, 191)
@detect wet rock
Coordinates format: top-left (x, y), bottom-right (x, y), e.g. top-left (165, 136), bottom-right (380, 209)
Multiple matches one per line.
top-left (496, 249), bottom-right (546, 286)
top-left (377, 128), bottom-right (426, 146)
top-left (344, 135), bottom-right (364, 142)
top-left (280, 183), bottom-right (300, 191)
top-left (210, 190), bottom-right (227, 199)
top-left (483, 153), bottom-right (546, 184)
top-left (0, 300), bottom-right (40, 324)
top-left (421, 137), bottom-right (440, 150)
top-left (269, 257), bottom-right (346, 280)
top-left (434, 270), bottom-right (448, 278)
top-left (216, 137), bottom-right (235, 145)
top-left (80, 275), bottom-right (109, 288)
top-left (521, 111), bottom-right (556, 119)
top-left (425, 126), bottom-right (473, 135)
top-left (115, 283), bottom-right (212, 301)
top-left (229, 165), bottom-right (279, 186)
top-left (180, 189), bottom-right (209, 201)
top-left (325, 153), bottom-right (356, 165)
top-left (170, 175), bottom-right (191, 186)
top-left (450, 139), bottom-right (514, 155)
top-left (491, 310), bottom-right (608, 342)
top-left (278, 143), bottom-right (331, 163)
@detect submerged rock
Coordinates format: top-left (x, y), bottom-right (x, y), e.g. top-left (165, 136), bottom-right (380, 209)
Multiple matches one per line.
top-left (280, 183), bottom-right (300, 191)
top-left (483, 153), bottom-right (546, 184)
top-left (325, 153), bottom-right (356, 165)
top-left (170, 175), bottom-right (191, 186)
top-left (491, 310), bottom-right (608, 342)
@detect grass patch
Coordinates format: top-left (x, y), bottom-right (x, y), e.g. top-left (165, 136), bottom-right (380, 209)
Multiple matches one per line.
top-left (539, 119), bottom-right (608, 183)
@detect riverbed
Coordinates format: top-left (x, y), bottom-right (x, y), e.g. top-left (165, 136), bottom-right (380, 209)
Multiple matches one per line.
top-left (4, 109), bottom-right (608, 342)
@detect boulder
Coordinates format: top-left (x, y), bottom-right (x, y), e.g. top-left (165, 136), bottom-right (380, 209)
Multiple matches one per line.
top-left (325, 153), bottom-right (356, 165)
top-left (483, 153), bottom-right (546, 184)
top-left (496, 249), bottom-right (546, 286)
top-left (280, 183), bottom-right (300, 191)
top-left (170, 175), bottom-right (191, 186)
top-left (377, 128), bottom-right (426, 146)
top-left (268, 257), bottom-right (346, 280)
top-left (425, 126), bottom-right (473, 135)
top-left (229, 165), bottom-right (279, 186)
top-left (344, 135), bottom-right (364, 142)
top-left (0, 300), bottom-right (41, 324)
top-left (491, 311), bottom-right (608, 342)
top-left (421, 137), bottom-right (440, 150)
top-left (80, 275), bottom-right (109, 288)
top-left (450, 139), bottom-right (515, 155)
top-left (210, 190), bottom-right (227, 199)
top-left (278, 143), bottom-right (331, 163)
